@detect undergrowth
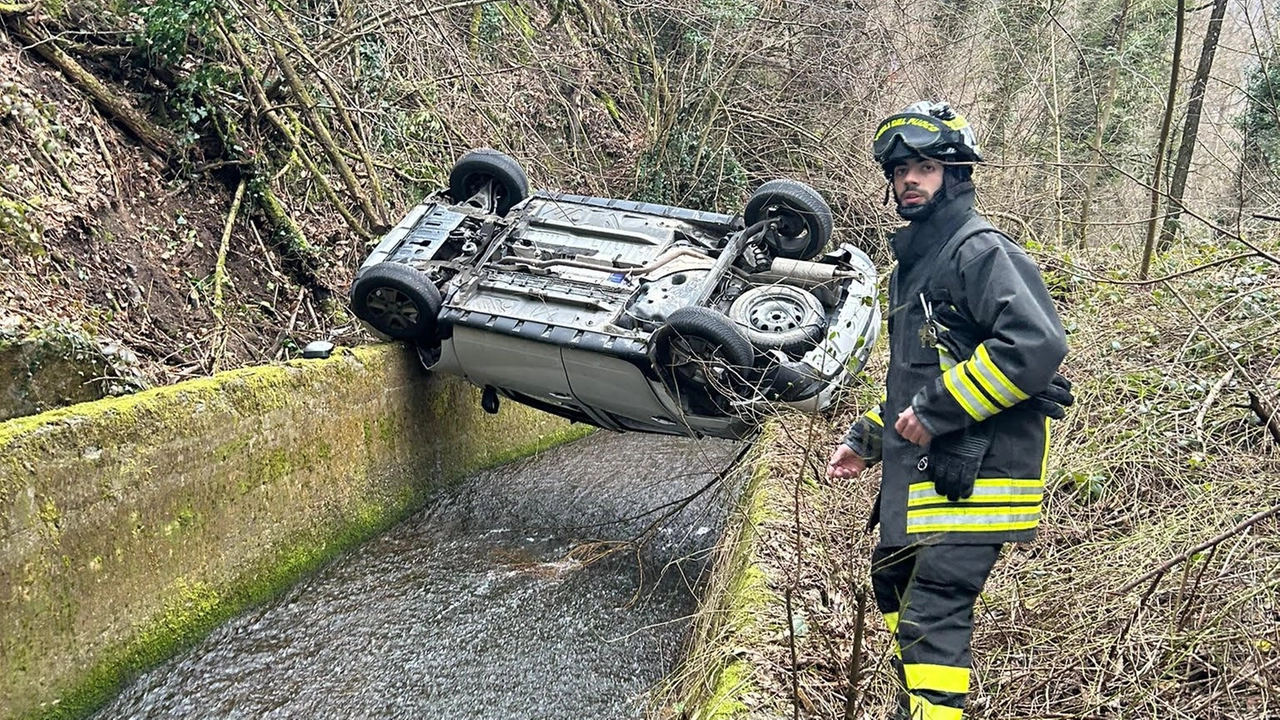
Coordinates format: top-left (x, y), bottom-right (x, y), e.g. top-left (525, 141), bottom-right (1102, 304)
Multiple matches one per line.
top-left (660, 236), bottom-right (1280, 719)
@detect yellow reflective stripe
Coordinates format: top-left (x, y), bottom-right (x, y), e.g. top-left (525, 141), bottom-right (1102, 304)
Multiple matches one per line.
top-left (906, 506), bottom-right (1041, 533)
top-left (866, 407), bottom-right (884, 427)
top-left (942, 367), bottom-right (988, 421)
top-left (909, 519), bottom-right (1040, 534)
top-left (967, 355), bottom-right (1020, 408)
top-left (910, 695), bottom-right (964, 720)
top-left (908, 493), bottom-right (1042, 507)
top-left (958, 363), bottom-right (1001, 416)
top-left (952, 363), bottom-right (998, 415)
top-left (976, 344), bottom-right (1030, 401)
top-left (907, 478), bottom-right (1043, 506)
top-left (904, 663), bottom-right (970, 694)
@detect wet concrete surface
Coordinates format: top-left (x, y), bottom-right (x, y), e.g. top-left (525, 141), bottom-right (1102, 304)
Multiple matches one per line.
top-left (91, 431), bottom-right (748, 719)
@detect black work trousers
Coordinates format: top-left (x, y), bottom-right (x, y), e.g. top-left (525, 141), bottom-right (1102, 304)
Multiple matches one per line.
top-left (870, 542), bottom-right (1002, 720)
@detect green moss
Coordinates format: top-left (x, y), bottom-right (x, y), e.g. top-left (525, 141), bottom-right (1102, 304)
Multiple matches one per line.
top-left (597, 92), bottom-right (621, 122)
top-left (37, 496), bottom-right (62, 538)
top-left (698, 660), bottom-right (751, 719)
top-left (674, 425), bottom-right (780, 719)
top-left (1, 347), bottom-right (391, 504)
top-left (10, 346), bottom-right (594, 720)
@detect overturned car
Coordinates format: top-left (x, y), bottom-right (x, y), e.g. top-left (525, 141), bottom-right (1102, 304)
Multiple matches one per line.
top-left (348, 149), bottom-right (880, 440)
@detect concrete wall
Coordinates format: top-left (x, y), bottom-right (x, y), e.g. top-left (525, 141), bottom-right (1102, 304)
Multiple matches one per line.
top-left (0, 344), bottom-right (592, 720)
top-left (662, 427), bottom-right (780, 719)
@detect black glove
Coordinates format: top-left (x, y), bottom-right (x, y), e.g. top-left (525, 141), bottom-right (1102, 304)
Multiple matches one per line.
top-left (1018, 373), bottom-right (1074, 419)
top-left (926, 422), bottom-right (994, 502)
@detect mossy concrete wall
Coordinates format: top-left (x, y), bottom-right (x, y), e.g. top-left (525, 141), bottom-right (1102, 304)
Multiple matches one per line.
top-left (0, 343), bottom-right (591, 720)
top-left (668, 427), bottom-right (781, 719)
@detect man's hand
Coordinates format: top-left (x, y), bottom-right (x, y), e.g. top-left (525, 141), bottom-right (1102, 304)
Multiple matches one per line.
top-left (827, 444), bottom-right (867, 479)
top-left (895, 407), bottom-right (933, 446)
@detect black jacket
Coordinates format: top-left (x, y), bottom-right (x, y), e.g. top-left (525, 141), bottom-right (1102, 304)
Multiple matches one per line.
top-left (844, 185), bottom-right (1068, 545)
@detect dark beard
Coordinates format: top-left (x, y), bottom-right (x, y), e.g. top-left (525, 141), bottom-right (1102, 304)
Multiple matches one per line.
top-left (896, 184), bottom-right (947, 221)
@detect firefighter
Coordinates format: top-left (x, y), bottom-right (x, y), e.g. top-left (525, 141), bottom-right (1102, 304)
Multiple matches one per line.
top-left (827, 101), bottom-right (1072, 720)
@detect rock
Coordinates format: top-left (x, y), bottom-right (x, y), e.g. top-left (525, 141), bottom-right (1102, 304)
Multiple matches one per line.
top-left (0, 325), bottom-right (148, 421)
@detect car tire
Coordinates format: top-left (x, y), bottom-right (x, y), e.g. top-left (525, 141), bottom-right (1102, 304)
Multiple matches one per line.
top-left (743, 179), bottom-right (833, 261)
top-left (448, 148), bottom-right (530, 216)
top-left (350, 263), bottom-right (442, 342)
top-left (729, 284), bottom-right (826, 355)
top-left (655, 306), bottom-right (756, 399)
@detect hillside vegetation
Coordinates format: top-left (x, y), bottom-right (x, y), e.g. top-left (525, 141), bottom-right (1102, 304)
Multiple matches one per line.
top-left (1, 0), bottom-right (1278, 717)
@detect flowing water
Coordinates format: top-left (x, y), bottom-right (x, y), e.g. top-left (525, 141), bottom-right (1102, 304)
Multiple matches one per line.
top-left (91, 431), bottom-right (747, 720)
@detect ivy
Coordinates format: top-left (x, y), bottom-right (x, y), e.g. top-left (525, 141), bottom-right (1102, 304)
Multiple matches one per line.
top-left (128, 0), bottom-right (221, 66)
top-left (635, 125), bottom-right (748, 212)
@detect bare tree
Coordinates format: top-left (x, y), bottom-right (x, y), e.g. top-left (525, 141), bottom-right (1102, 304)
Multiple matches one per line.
top-left (1158, 0), bottom-right (1230, 251)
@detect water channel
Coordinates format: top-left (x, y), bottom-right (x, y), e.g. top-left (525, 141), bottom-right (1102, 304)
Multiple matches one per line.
top-left (91, 431), bottom-right (748, 719)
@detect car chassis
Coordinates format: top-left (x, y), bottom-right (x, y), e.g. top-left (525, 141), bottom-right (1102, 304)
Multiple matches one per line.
top-left (350, 149), bottom-right (880, 440)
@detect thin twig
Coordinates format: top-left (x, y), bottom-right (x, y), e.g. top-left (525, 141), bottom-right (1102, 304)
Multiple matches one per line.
top-left (1194, 367), bottom-right (1234, 439)
top-left (1116, 501), bottom-right (1280, 595)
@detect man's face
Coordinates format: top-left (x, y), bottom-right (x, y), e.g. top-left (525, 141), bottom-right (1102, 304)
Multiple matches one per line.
top-left (891, 156), bottom-right (944, 208)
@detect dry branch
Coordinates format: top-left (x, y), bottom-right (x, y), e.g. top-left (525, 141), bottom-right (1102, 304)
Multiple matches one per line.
top-left (313, 0), bottom-right (500, 61)
top-left (1116, 501), bottom-right (1280, 595)
top-left (8, 17), bottom-right (177, 157)
top-left (270, 5), bottom-right (389, 228)
top-left (216, 16), bottom-right (371, 241)
top-left (1247, 391), bottom-right (1280, 446)
top-left (211, 177), bottom-right (247, 372)
top-left (263, 25), bottom-right (380, 231)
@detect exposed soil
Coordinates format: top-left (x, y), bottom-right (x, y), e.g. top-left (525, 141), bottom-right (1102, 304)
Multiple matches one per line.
top-left (0, 32), bottom-right (364, 395)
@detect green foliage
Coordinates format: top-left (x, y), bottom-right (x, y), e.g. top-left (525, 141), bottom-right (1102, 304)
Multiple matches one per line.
top-left (0, 197), bottom-right (43, 251)
top-left (129, 0), bottom-right (220, 66)
top-left (699, 0), bottom-right (757, 27)
top-left (126, 0), bottom-right (228, 143)
top-left (1240, 49), bottom-right (1280, 167)
top-left (645, 0), bottom-right (758, 65)
top-left (634, 125), bottom-right (748, 211)
top-left (470, 2), bottom-right (535, 60)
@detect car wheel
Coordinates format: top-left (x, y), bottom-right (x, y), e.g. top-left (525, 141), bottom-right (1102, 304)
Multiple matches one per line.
top-left (655, 306), bottom-right (755, 400)
top-left (729, 284), bottom-right (826, 355)
top-left (743, 179), bottom-right (833, 261)
top-left (448, 148), bottom-right (530, 216)
top-left (350, 263), bottom-right (442, 341)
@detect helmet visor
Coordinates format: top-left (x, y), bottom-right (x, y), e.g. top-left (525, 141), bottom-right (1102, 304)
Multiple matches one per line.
top-left (871, 113), bottom-right (945, 162)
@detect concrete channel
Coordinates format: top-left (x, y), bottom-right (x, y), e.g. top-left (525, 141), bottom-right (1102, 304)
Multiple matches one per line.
top-left (0, 343), bottom-right (772, 720)
top-left (0, 344), bottom-right (594, 719)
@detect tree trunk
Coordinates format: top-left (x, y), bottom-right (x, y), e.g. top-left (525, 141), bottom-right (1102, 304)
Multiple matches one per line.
top-left (1139, 0), bottom-right (1186, 279)
top-left (1158, 0), bottom-right (1229, 251)
top-left (1075, 0), bottom-right (1132, 247)
top-left (8, 17), bottom-right (178, 158)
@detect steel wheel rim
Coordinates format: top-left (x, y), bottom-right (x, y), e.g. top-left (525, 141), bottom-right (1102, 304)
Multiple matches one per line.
top-left (746, 295), bottom-right (808, 334)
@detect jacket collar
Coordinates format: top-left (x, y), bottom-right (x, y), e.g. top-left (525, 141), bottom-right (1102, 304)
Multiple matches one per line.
top-left (890, 183), bottom-right (977, 268)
